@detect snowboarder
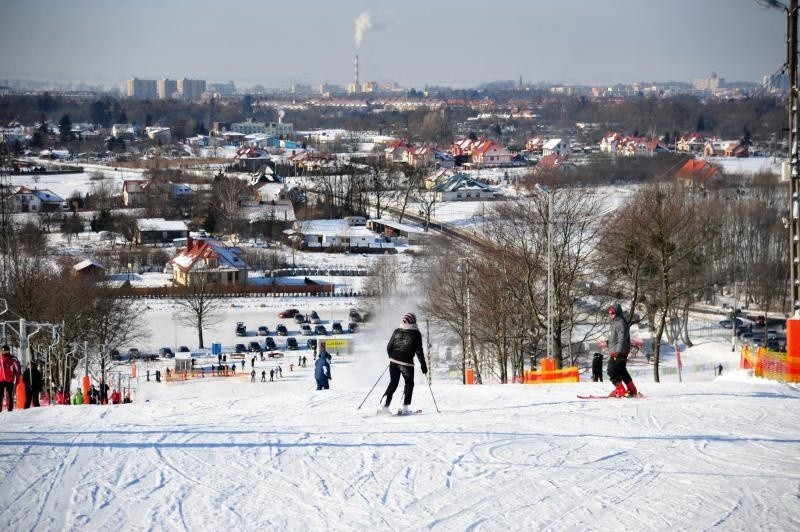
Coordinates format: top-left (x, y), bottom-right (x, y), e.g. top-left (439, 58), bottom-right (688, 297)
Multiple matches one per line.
top-left (0, 345), bottom-right (21, 412)
top-left (314, 350), bottom-right (331, 390)
top-left (380, 312), bottom-right (427, 415)
top-left (606, 304), bottom-right (637, 397)
top-left (591, 353), bottom-right (603, 382)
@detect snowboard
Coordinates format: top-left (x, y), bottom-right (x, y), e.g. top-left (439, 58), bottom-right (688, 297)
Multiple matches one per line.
top-left (577, 393), bottom-right (645, 400)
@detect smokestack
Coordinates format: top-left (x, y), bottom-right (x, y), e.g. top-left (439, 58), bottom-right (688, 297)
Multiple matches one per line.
top-left (354, 54), bottom-right (359, 92)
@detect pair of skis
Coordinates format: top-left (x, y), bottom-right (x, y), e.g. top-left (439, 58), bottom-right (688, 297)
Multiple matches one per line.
top-left (577, 393), bottom-right (645, 399)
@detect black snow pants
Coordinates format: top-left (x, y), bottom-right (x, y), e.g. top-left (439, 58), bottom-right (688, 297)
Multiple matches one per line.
top-left (607, 352), bottom-right (631, 385)
top-left (383, 362), bottom-right (415, 406)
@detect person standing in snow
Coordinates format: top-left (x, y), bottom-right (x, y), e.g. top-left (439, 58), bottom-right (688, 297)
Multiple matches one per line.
top-left (0, 345), bottom-right (21, 412)
top-left (250, 369), bottom-right (256, 383)
top-left (591, 353), bottom-right (603, 382)
top-left (606, 304), bottom-right (637, 397)
top-left (380, 312), bottom-right (427, 415)
top-left (261, 370), bottom-right (266, 382)
top-left (22, 361), bottom-right (43, 408)
top-left (314, 348), bottom-right (331, 390)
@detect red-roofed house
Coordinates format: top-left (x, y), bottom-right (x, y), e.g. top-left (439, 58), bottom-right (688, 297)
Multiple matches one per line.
top-left (471, 140), bottom-right (512, 166)
top-left (533, 153), bottom-right (574, 174)
top-left (675, 158), bottom-right (722, 187)
top-left (384, 139), bottom-right (409, 164)
top-left (170, 237), bottom-right (250, 287)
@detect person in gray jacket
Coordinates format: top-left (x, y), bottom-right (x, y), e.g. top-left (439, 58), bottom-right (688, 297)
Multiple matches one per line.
top-left (606, 303), bottom-right (638, 397)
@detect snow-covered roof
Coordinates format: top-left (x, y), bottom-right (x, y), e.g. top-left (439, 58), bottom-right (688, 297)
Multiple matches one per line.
top-left (294, 219), bottom-right (375, 238)
top-left (73, 259), bottom-right (105, 271)
top-left (367, 218), bottom-right (426, 235)
top-left (171, 238), bottom-right (249, 273)
top-left (543, 138), bottom-right (563, 150)
top-left (136, 218), bottom-right (189, 232)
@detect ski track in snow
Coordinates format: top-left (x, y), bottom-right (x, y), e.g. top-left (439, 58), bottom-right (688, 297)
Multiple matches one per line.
top-left (3, 337), bottom-right (800, 530)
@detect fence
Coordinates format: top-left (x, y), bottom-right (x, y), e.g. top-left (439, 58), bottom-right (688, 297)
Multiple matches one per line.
top-left (740, 345), bottom-right (800, 383)
top-left (118, 284), bottom-right (372, 299)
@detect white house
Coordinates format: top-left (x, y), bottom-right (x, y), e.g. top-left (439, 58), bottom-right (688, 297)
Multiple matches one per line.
top-left (430, 173), bottom-right (499, 202)
top-left (542, 138), bottom-right (570, 157)
top-left (10, 187), bottom-right (64, 213)
top-left (292, 219), bottom-right (379, 249)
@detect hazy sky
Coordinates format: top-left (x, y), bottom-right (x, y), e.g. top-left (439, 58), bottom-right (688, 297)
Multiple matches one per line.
top-left (0, 0), bottom-right (788, 88)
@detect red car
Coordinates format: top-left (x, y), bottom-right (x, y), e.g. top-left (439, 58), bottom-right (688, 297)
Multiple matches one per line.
top-left (278, 308), bottom-right (299, 318)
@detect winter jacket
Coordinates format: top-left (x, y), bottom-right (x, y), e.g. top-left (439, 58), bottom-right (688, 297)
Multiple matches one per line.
top-left (387, 325), bottom-right (427, 372)
top-left (22, 367), bottom-right (43, 392)
top-left (0, 353), bottom-right (21, 383)
top-left (70, 390), bottom-right (84, 405)
top-left (314, 354), bottom-right (331, 381)
top-left (607, 303), bottom-right (631, 355)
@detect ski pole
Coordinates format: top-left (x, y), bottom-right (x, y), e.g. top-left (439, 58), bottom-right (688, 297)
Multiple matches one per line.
top-left (357, 365), bottom-right (389, 410)
top-left (426, 376), bottom-right (440, 413)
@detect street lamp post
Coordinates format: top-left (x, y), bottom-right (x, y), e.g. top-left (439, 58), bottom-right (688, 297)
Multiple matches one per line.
top-left (457, 257), bottom-right (472, 384)
top-left (534, 184), bottom-right (554, 361)
top-left (757, 0), bottom-right (800, 315)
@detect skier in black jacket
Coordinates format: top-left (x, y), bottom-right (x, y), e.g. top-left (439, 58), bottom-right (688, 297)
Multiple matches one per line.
top-left (380, 312), bottom-right (427, 415)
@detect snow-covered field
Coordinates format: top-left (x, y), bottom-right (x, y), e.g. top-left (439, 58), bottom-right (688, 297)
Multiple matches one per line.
top-left (2, 298), bottom-right (800, 531)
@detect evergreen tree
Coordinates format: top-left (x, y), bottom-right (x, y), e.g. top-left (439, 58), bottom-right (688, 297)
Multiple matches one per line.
top-left (59, 114), bottom-right (73, 144)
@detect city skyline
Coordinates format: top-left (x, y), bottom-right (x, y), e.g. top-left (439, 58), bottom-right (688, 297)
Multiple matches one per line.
top-left (0, 0), bottom-right (788, 89)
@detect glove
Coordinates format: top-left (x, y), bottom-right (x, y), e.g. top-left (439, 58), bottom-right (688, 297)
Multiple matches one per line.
top-left (420, 363), bottom-right (428, 375)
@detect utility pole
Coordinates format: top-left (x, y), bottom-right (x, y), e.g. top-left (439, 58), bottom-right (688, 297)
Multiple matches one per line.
top-left (789, 0), bottom-right (799, 316)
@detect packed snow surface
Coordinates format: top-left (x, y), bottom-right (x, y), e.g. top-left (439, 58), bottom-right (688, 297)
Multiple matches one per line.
top-left (1, 301), bottom-right (800, 531)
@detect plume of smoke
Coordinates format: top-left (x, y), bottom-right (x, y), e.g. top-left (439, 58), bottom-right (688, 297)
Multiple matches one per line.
top-left (354, 10), bottom-right (384, 49)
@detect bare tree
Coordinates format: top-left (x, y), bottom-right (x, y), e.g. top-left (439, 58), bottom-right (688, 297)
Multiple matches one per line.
top-left (173, 271), bottom-right (224, 348)
top-left (597, 183), bottom-right (714, 381)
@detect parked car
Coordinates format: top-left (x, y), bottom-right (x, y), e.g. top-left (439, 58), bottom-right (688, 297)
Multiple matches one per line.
top-left (307, 338), bottom-right (317, 350)
top-left (178, 345), bottom-right (190, 353)
top-left (159, 347), bottom-right (175, 359)
top-left (249, 341), bottom-right (263, 354)
top-left (258, 326), bottom-right (269, 336)
top-left (264, 337), bottom-right (277, 350)
top-left (235, 343), bottom-right (247, 354)
top-left (755, 315), bottom-right (766, 327)
top-left (295, 313), bottom-right (308, 324)
top-left (314, 325), bottom-right (327, 336)
top-left (279, 308), bottom-right (299, 318)
top-left (331, 322), bottom-right (343, 334)
top-left (349, 309), bottom-right (362, 323)
top-left (110, 348), bottom-right (122, 361)
top-left (276, 324), bottom-right (288, 336)
top-left (286, 337), bottom-right (298, 350)
top-left (301, 324), bottom-right (313, 336)
top-left (126, 348), bottom-right (141, 360)
top-left (235, 322), bottom-right (246, 336)
top-left (348, 322), bottom-right (359, 333)
top-left (310, 310), bottom-right (321, 324)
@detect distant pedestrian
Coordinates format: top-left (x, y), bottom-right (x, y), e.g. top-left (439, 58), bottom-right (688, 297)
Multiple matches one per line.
top-left (717, 364), bottom-right (723, 376)
top-left (146, 369), bottom-right (150, 382)
top-left (241, 359), bottom-right (245, 370)
top-left (251, 356), bottom-right (256, 368)
top-left (22, 360), bottom-right (43, 408)
top-left (290, 363), bottom-right (294, 372)
top-left (314, 350), bottom-right (331, 391)
top-left (591, 353), bottom-right (603, 382)
top-left (0, 344), bottom-right (21, 412)
top-left (231, 364), bottom-right (236, 374)
top-left (261, 370), bottom-right (266, 382)
top-left (250, 369), bottom-right (256, 383)
top-left (269, 369), bottom-right (274, 382)
top-left (277, 366), bottom-right (283, 378)
top-left (155, 370), bottom-right (161, 382)
top-left (218, 354), bottom-right (222, 365)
